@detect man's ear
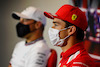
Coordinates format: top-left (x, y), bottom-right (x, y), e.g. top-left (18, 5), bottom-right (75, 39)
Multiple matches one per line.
top-left (35, 21), bottom-right (42, 29)
top-left (68, 26), bottom-right (76, 35)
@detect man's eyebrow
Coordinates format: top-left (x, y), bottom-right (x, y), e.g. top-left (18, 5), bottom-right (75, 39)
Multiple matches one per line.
top-left (53, 21), bottom-right (59, 24)
top-left (53, 22), bottom-right (57, 23)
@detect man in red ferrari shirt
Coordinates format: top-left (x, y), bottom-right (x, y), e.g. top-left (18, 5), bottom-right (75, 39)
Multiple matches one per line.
top-left (44, 4), bottom-right (95, 67)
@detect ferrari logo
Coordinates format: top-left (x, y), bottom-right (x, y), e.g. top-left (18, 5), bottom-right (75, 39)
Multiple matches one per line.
top-left (72, 14), bottom-right (77, 21)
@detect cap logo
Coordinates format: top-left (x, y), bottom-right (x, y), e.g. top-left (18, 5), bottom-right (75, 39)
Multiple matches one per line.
top-left (72, 14), bottom-right (77, 21)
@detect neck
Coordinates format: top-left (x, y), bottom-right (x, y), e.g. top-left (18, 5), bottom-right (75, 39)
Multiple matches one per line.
top-left (61, 36), bottom-right (82, 52)
top-left (25, 30), bottom-right (43, 43)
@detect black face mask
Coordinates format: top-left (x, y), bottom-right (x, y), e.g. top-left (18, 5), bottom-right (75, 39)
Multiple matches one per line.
top-left (16, 22), bottom-right (31, 38)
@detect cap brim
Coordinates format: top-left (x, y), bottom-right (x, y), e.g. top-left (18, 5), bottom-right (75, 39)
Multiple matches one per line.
top-left (44, 12), bottom-right (59, 19)
top-left (12, 12), bottom-right (31, 20)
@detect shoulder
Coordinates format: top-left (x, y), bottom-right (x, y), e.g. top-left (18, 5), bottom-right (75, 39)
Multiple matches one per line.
top-left (76, 50), bottom-right (94, 62)
top-left (28, 39), bottom-right (50, 55)
top-left (16, 40), bottom-right (25, 45)
top-left (66, 50), bottom-right (95, 67)
top-left (72, 51), bottom-right (95, 67)
top-left (25, 40), bottom-right (51, 60)
top-left (14, 40), bottom-right (25, 49)
top-left (34, 39), bottom-right (50, 50)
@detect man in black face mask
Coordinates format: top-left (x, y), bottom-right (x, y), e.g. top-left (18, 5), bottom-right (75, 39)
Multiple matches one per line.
top-left (8, 7), bottom-right (51, 67)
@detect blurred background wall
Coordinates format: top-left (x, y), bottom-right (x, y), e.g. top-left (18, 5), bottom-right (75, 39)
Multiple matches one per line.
top-left (72, 1), bottom-right (100, 66)
top-left (0, 0), bottom-right (73, 67)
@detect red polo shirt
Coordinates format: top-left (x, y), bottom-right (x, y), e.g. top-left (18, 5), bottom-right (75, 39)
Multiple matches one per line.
top-left (58, 42), bottom-right (95, 67)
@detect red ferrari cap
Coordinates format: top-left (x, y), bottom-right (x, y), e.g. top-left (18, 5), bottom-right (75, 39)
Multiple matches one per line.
top-left (44, 4), bottom-right (88, 31)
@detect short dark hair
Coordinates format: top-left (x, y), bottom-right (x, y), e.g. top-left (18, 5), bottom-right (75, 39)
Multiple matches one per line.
top-left (64, 20), bottom-right (84, 41)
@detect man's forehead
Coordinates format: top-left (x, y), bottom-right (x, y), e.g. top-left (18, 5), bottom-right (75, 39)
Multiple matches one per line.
top-left (53, 18), bottom-right (61, 21)
top-left (53, 18), bottom-right (65, 24)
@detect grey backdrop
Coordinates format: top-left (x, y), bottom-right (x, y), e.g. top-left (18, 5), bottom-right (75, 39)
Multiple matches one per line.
top-left (0, 0), bottom-right (73, 67)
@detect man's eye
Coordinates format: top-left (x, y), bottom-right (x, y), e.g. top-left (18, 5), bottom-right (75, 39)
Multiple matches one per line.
top-left (55, 24), bottom-right (58, 26)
